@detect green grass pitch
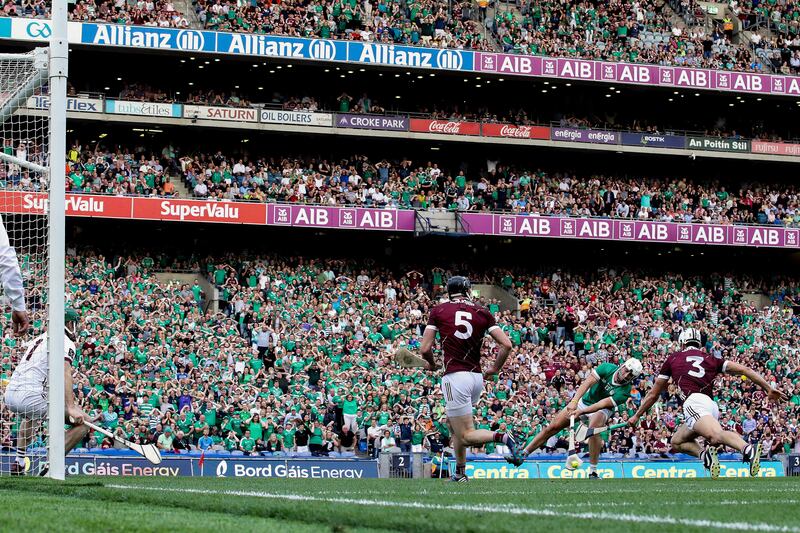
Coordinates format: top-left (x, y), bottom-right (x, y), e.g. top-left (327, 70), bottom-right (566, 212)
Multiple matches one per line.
top-left (1, 477), bottom-right (798, 532)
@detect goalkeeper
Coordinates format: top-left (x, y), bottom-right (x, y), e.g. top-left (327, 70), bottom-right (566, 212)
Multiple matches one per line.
top-left (506, 359), bottom-right (642, 478)
top-left (0, 214), bottom-right (30, 336)
top-left (3, 308), bottom-right (92, 475)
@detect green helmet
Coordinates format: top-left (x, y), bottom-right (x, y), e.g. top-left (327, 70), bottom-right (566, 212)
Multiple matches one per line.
top-left (65, 307), bottom-right (79, 325)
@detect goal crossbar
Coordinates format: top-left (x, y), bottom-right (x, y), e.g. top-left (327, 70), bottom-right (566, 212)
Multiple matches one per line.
top-left (0, 49), bottom-right (48, 129)
top-left (0, 152), bottom-right (46, 174)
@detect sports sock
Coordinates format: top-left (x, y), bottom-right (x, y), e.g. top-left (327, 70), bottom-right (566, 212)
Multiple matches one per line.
top-left (743, 445), bottom-right (753, 459)
top-left (456, 463), bottom-right (466, 476)
top-left (588, 464), bottom-right (597, 474)
top-left (15, 447), bottom-right (25, 466)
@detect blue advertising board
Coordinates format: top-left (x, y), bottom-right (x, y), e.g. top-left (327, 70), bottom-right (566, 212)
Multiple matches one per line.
top-left (620, 132), bottom-right (687, 149)
top-left (347, 42), bottom-right (472, 71)
top-left (216, 33), bottom-right (348, 62)
top-left (200, 458), bottom-right (377, 478)
top-left (453, 459), bottom-right (785, 479)
top-left (1, 453), bottom-right (378, 478)
top-left (81, 24), bottom-right (217, 52)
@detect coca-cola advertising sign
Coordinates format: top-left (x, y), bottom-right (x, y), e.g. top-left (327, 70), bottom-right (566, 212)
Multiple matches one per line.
top-left (409, 119), bottom-right (481, 136)
top-left (482, 123), bottom-right (550, 140)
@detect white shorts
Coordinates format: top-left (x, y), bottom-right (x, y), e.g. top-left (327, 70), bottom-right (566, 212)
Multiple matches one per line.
top-left (441, 371), bottom-right (483, 418)
top-left (683, 393), bottom-right (720, 431)
top-left (577, 399), bottom-right (612, 423)
top-left (3, 388), bottom-right (48, 419)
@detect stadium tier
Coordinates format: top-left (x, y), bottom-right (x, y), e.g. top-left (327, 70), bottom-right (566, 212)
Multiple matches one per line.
top-left (2, 0), bottom-right (799, 75)
top-left (2, 229), bottom-right (798, 459)
top-left (44, 143), bottom-right (800, 227)
top-left (2, 3), bottom-right (800, 520)
top-left (68, 80), bottom-right (800, 142)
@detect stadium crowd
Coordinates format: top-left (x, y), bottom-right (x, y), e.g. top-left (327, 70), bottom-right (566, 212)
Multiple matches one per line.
top-left (196, 0), bottom-right (491, 51)
top-left (2, 250), bottom-right (799, 459)
top-left (50, 143), bottom-right (800, 228)
top-left (492, 0), bottom-right (757, 71)
top-left (68, 0), bottom-right (189, 27)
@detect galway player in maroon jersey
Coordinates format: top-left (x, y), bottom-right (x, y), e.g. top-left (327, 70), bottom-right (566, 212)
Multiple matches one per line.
top-left (630, 328), bottom-right (787, 478)
top-left (420, 276), bottom-right (524, 482)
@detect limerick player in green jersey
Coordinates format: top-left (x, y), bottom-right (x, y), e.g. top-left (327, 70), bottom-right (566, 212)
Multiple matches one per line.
top-left (507, 359), bottom-right (643, 477)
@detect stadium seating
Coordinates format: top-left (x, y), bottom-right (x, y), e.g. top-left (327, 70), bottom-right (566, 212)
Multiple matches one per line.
top-left (5, 0), bottom-right (782, 72)
top-left (3, 250), bottom-right (797, 458)
top-left (68, 0), bottom-right (189, 27)
top-left (51, 145), bottom-right (800, 228)
top-left (492, 0), bottom-right (757, 70)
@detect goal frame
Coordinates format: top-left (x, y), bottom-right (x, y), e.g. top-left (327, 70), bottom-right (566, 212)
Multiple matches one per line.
top-left (48, 0), bottom-right (68, 481)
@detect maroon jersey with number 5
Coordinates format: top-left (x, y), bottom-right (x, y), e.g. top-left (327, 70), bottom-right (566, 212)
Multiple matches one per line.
top-left (657, 348), bottom-right (728, 401)
top-left (426, 299), bottom-right (498, 375)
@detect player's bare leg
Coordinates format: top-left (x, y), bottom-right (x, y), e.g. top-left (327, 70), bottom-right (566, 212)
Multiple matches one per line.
top-left (36, 410), bottom-right (95, 477)
top-left (515, 408), bottom-right (570, 459)
top-left (693, 415), bottom-right (761, 476)
top-left (670, 424), bottom-right (703, 457)
top-left (65, 422), bottom-right (91, 452)
top-left (449, 414), bottom-right (518, 479)
top-left (10, 417), bottom-right (37, 475)
top-left (586, 411), bottom-right (608, 478)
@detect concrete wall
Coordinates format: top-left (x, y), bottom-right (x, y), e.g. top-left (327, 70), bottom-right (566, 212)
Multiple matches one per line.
top-left (742, 292), bottom-right (770, 310)
top-left (474, 283), bottom-right (518, 313)
top-left (416, 210), bottom-right (458, 234)
top-left (697, 1), bottom-right (726, 19)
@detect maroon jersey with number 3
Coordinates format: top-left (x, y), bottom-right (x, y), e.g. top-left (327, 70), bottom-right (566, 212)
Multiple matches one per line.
top-left (658, 348), bottom-right (728, 401)
top-left (426, 299), bottom-right (498, 375)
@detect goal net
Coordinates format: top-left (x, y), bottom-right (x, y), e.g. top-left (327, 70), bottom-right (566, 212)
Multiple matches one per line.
top-left (0, 48), bottom-right (56, 478)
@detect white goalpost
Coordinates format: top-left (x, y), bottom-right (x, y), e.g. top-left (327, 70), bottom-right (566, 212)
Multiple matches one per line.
top-left (0, 3), bottom-right (67, 479)
top-left (48, 0), bottom-right (69, 481)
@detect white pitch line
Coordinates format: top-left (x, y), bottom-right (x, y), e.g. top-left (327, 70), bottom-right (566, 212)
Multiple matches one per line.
top-left (276, 491), bottom-right (800, 508)
top-left (106, 484), bottom-right (800, 533)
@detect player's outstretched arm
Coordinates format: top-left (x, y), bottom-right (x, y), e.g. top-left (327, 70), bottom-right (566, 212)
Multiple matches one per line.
top-left (64, 362), bottom-right (85, 424)
top-left (0, 238), bottom-right (28, 336)
top-left (571, 396), bottom-right (614, 418)
top-left (629, 377), bottom-right (668, 426)
top-left (419, 326), bottom-right (439, 372)
top-left (724, 362), bottom-right (788, 403)
top-left (485, 328), bottom-right (513, 377)
top-left (566, 373), bottom-right (598, 411)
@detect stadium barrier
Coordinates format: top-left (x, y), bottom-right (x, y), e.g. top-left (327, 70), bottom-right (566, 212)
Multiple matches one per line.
top-left (2, 451), bottom-right (788, 478)
top-left (787, 454), bottom-right (800, 476)
top-left (1, 190), bottom-right (798, 250)
top-left (447, 459), bottom-right (786, 479)
top-left (0, 452), bottom-right (380, 478)
top-left (24, 95), bottom-right (800, 159)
